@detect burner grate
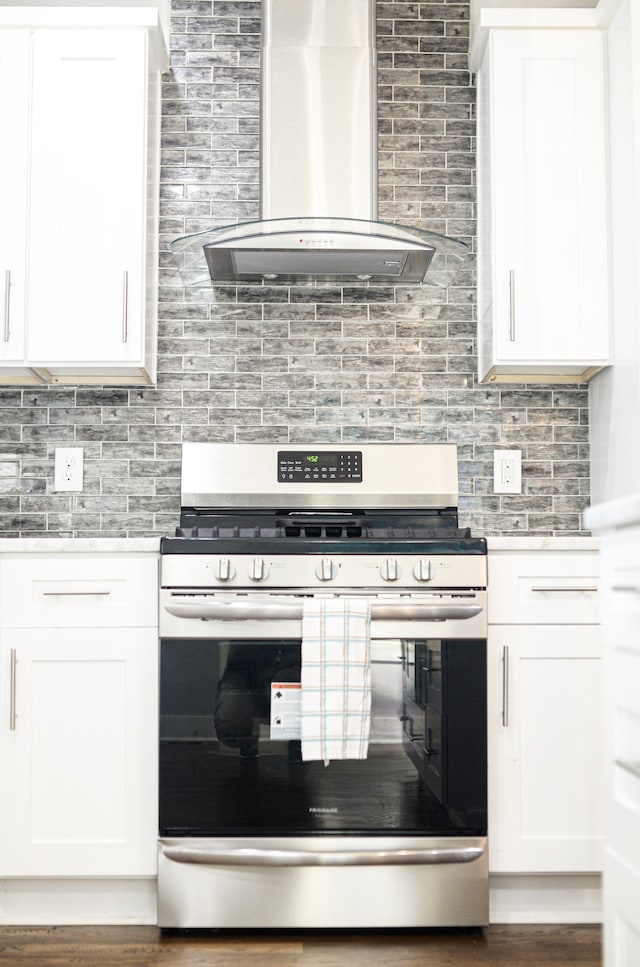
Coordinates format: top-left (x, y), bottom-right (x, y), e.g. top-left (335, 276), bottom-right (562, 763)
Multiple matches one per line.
top-left (173, 507), bottom-right (469, 545)
top-left (175, 523), bottom-right (471, 541)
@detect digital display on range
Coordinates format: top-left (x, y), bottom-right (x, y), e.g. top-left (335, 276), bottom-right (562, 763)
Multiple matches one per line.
top-left (277, 450), bottom-right (363, 483)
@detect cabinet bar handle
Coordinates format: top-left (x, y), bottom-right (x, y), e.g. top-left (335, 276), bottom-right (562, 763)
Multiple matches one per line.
top-left (42, 590), bottom-right (111, 597)
top-left (502, 645), bottom-right (509, 728)
top-left (509, 270), bottom-right (516, 342)
top-left (611, 584), bottom-right (640, 595)
top-left (615, 759), bottom-right (640, 781)
top-left (3, 269), bottom-right (10, 342)
top-left (9, 648), bottom-right (16, 731)
top-left (530, 586), bottom-right (598, 593)
top-left (122, 270), bottom-right (129, 343)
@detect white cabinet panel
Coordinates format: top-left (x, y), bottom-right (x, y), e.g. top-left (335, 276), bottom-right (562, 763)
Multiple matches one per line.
top-left (0, 18), bottom-right (164, 385)
top-left (605, 850), bottom-right (640, 967)
top-left (488, 625), bottom-right (603, 872)
top-left (0, 31), bottom-right (30, 371)
top-left (609, 651), bottom-right (640, 874)
top-left (586, 499), bottom-right (640, 965)
top-left (0, 627), bottom-right (157, 876)
top-left (488, 551), bottom-right (600, 624)
top-left (0, 556), bottom-right (158, 628)
top-left (487, 544), bottom-right (603, 878)
top-left (0, 551), bottom-right (159, 879)
top-left (27, 30), bottom-right (147, 366)
top-left (477, 29), bottom-right (610, 382)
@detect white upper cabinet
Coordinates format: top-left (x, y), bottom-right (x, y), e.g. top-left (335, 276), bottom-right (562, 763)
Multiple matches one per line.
top-left (0, 30), bottom-right (30, 372)
top-left (0, 9), bottom-right (167, 385)
top-left (28, 30), bottom-right (148, 370)
top-left (476, 29), bottom-right (611, 383)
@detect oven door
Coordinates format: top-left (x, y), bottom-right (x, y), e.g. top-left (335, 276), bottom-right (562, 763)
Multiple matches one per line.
top-left (159, 589), bottom-right (487, 840)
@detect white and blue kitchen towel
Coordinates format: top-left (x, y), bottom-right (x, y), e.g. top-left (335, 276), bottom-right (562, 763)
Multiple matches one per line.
top-left (300, 597), bottom-right (372, 764)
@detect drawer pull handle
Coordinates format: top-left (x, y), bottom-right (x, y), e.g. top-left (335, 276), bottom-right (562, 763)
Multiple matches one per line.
top-left (41, 590), bottom-right (112, 597)
top-left (9, 649), bottom-right (17, 731)
top-left (530, 586), bottom-right (598, 593)
top-left (615, 759), bottom-right (640, 781)
top-left (611, 584), bottom-right (640, 595)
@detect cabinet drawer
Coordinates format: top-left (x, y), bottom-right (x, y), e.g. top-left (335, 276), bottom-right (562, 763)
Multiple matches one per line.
top-left (0, 556), bottom-right (158, 628)
top-left (488, 552), bottom-right (600, 624)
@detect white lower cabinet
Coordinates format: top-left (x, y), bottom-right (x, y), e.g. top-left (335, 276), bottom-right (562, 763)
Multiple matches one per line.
top-left (487, 544), bottom-right (603, 878)
top-left (0, 552), bottom-right (158, 880)
top-left (0, 627), bottom-right (157, 876)
top-left (488, 624), bottom-right (603, 872)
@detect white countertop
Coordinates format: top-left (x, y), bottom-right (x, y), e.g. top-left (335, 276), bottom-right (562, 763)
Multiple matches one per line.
top-left (584, 494), bottom-right (640, 533)
top-left (0, 538), bottom-right (160, 555)
top-left (486, 536), bottom-right (599, 551)
top-left (0, 536), bottom-right (599, 553)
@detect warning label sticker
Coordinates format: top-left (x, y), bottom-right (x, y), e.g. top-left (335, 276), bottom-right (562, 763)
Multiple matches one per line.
top-left (270, 682), bottom-right (302, 740)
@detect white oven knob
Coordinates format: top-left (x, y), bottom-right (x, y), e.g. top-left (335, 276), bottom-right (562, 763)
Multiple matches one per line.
top-left (315, 557), bottom-right (337, 581)
top-left (215, 557), bottom-right (236, 582)
top-left (380, 558), bottom-right (401, 582)
top-left (248, 557), bottom-right (269, 582)
top-left (413, 558), bottom-right (435, 582)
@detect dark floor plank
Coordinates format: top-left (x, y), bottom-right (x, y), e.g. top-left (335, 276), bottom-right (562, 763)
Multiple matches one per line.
top-left (0, 924), bottom-right (602, 967)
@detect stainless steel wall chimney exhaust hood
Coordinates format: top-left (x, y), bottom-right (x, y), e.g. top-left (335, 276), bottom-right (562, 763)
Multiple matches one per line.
top-left (171, 0), bottom-right (468, 287)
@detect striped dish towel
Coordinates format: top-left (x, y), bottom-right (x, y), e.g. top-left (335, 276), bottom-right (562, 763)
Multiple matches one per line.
top-left (300, 597), bottom-right (372, 764)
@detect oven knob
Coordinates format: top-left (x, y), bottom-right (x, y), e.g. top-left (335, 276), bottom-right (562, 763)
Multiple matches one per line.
top-left (248, 557), bottom-right (269, 582)
top-left (380, 558), bottom-right (401, 582)
top-left (215, 557), bottom-right (236, 582)
top-left (315, 557), bottom-right (337, 582)
top-left (413, 558), bottom-right (435, 582)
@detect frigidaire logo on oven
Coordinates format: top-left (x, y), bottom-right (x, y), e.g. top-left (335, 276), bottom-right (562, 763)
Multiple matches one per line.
top-left (309, 807), bottom-right (339, 814)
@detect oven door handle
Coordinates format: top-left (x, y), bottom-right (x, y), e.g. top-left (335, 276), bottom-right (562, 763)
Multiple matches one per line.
top-left (161, 844), bottom-right (484, 868)
top-left (163, 600), bottom-right (483, 622)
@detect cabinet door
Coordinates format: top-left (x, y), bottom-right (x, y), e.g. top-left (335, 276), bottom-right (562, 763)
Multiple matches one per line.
top-left (26, 29), bottom-right (147, 366)
top-left (0, 30), bottom-right (30, 365)
top-left (478, 30), bottom-right (610, 379)
top-left (0, 626), bottom-right (157, 877)
top-left (488, 625), bottom-right (603, 872)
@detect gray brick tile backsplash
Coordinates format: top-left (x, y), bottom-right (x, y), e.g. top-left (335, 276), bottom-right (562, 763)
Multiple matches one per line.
top-left (0, 0), bottom-right (592, 537)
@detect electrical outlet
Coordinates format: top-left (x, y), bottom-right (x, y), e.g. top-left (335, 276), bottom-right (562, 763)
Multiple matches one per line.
top-left (54, 447), bottom-right (84, 492)
top-left (493, 449), bottom-right (522, 494)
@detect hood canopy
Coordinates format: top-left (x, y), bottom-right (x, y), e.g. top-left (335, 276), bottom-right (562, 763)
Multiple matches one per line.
top-left (171, 217), bottom-right (467, 287)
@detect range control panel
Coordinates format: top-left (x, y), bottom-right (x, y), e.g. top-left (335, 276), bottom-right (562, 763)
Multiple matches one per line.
top-left (277, 450), bottom-right (363, 483)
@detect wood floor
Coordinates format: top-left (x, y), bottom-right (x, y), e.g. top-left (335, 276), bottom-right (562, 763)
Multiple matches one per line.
top-left (0, 924), bottom-right (601, 966)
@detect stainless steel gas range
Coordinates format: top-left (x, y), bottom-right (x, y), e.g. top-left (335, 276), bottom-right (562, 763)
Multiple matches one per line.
top-left (158, 443), bottom-right (488, 929)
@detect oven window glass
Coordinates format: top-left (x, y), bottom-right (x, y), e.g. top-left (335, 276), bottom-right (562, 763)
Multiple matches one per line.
top-left (159, 638), bottom-right (486, 838)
